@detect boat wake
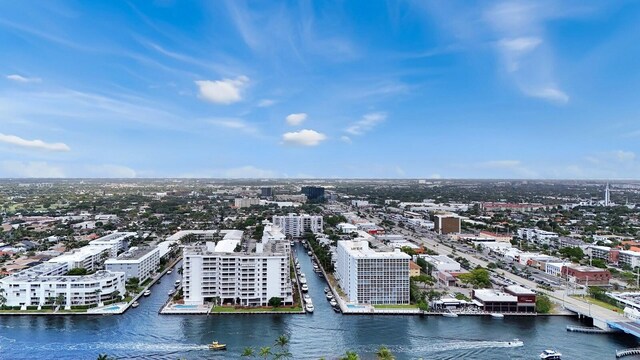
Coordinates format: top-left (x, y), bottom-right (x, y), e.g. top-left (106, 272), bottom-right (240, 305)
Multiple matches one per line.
top-left (2, 341), bottom-right (210, 353)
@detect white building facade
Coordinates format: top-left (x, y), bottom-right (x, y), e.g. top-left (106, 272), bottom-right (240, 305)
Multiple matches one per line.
top-left (336, 240), bottom-right (410, 305)
top-left (104, 246), bottom-right (160, 282)
top-left (272, 213), bottom-right (323, 238)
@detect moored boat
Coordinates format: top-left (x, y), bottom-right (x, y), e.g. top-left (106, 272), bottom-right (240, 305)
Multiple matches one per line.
top-left (326, 293), bottom-right (334, 300)
top-left (209, 341), bottom-right (227, 351)
top-left (167, 270), bottom-right (172, 274)
top-left (329, 299), bottom-right (338, 307)
top-left (324, 287), bottom-right (329, 294)
top-left (442, 312), bottom-right (458, 318)
top-left (305, 303), bottom-right (314, 313)
top-left (143, 290), bottom-right (151, 297)
top-left (491, 313), bottom-right (505, 319)
top-left (174, 280), bottom-right (181, 288)
top-left (307, 251), bottom-right (312, 256)
top-left (131, 301), bottom-right (139, 308)
top-left (301, 284), bottom-right (309, 292)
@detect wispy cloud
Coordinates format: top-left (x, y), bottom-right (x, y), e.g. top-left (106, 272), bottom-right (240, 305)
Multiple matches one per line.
top-left (285, 113), bottom-right (307, 126)
top-left (195, 76), bottom-right (249, 104)
top-left (345, 112), bottom-right (387, 135)
top-left (282, 129), bottom-right (326, 146)
top-left (257, 99), bottom-right (276, 107)
top-left (0, 133), bottom-right (70, 152)
top-left (208, 118), bottom-right (259, 135)
top-left (6, 74), bottom-right (42, 83)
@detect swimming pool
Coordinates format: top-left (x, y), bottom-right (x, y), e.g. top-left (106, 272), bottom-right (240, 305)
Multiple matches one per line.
top-left (173, 304), bottom-right (197, 309)
top-left (346, 304), bottom-right (366, 309)
top-left (103, 306), bottom-right (120, 311)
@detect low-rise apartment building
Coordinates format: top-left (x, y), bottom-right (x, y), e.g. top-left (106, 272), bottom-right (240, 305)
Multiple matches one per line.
top-left (104, 246), bottom-right (160, 282)
top-left (272, 213), bottom-right (323, 238)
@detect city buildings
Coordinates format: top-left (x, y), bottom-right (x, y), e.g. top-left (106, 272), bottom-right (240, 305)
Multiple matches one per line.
top-left (104, 246), bottom-right (160, 282)
top-left (181, 226), bottom-right (293, 307)
top-left (335, 240), bottom-right (410, 305)
top-left (471, 289), bottom-right (536, 313)
top-left (272, 213), bottom-right (323, 238)
top-left (48, 244), bottom-right (113, 272)
top-left (337, 222), bottom-right (358, 234)
top-left (504, 285), bottom-right (537, 313)
top-left (89, 232), bottom-right (136, 255)
top-left (301, 186), bottom-right (325, 201)
top-left (261, 187), bottom-right (273, 198)
top-left (234, 198), bottom-right (261, 208)
top-left (517, 228), bottom-right (558, 245)
top-left (433, 214), bottom-right (461, 234)
top-left (0, 263), bottom-right (126, 309)
top-left (562, 265), bottom-right (611, 286)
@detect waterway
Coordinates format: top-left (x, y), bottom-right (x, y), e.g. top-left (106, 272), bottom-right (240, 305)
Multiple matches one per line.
top-left (1, 243), bottom-right (638, 359)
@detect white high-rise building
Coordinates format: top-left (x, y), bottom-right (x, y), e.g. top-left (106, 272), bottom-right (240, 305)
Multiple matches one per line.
top-left (104, 246), bottom-right (160, 282)
top-left (272, 213), bottom-right (323, 238)
top-left (0, 263), bottom-right (125, 310)
top-left (181, 226), bottom-right (293, 307)
top-left (335, 240), bottom-right (410, 305)
top-left (605, 183), bottom-right (611, 206)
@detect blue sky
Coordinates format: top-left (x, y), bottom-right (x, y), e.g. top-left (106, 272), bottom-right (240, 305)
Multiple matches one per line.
top-left (1, 0), bottom-right (640, 179)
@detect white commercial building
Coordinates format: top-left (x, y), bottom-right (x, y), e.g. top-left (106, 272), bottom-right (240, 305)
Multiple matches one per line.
top-left (234, 198), bottom-right (261, 208)
top-left (545, 262), bottom-right (569, 277)
top-left (48, 245), bottom-right (113, 272)
top-left (420, 255), bottom-right (461, 273)
top-left (337, 223), bottom-right (358, 234)
top-left (166, 230), bottom-right (218, 242)
top-left (182, 226), bottom-right (293, 307)
top-left (89, 232), bottom-right (135, 255)
top-left (272, 213), bottom-right (323, 238)
top-left (0, 263), bottom-right (125, 310)
top-left (336, 240), bottom-right (410, 305)
top-left (104, 246), bottom-right (160, 282)
top-left (517, 228), bottom-right (558, 245)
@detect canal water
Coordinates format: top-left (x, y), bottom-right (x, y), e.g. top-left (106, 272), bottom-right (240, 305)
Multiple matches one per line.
top-left (1, 243), bottom-right (638, 359)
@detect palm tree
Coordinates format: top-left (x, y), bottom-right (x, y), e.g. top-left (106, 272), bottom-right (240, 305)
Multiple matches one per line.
top-left (274, 334), bottom-right (289, 349)
top-left (376, 346), bottom-right (395, 360)
top-left (340, 351), bottom-right (359, 360)
top-left (0, 288), bottom-right (6, 308)
top-left (241, 347), bottom-right (255, 357)
top-left (259, 346), bottom-right (271, 359)
top-left (96, 354), bottom-right (112, 360)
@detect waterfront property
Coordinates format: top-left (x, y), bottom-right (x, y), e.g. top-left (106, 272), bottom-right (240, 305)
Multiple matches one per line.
top-left (335, 239), bottom-right (410, 305)
top-left (181, 224), bottom-right (293, 307)
top-left (472, 288), bottom-right (536, 313)
top-left (48, 244), bottom-right (113, 272)
top-left (105, 246), bottom-right (160, 282)
top-left (272, 213), bottom-right (323, 238)
top-left (0, 262), bottom-right (125, 310)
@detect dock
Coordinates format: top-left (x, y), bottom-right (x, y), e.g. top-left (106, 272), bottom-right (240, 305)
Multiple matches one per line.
top-left (566, 325), bottom-right (613, 333)
top-left (616, 348), bottom-right (640, 358)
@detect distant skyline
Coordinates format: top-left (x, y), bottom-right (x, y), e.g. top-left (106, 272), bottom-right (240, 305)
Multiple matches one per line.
top-left (1, 1), bottom-right (640, 179)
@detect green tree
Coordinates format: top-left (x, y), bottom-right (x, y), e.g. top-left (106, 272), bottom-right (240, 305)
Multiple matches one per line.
top-left (340, 351), bottom-right (360, 360)
top-left (591, 258), bottom-right (607, 269)
top-left (268, 297), bottom-right (282, 308)
top-left (67, 267), bottom-right (88, 276)
top-left (0, 288), bottom-right (6, 308)
top-left (536, 294), bottom-right (552, 314)
top-left (376, 346), bottom-right (395, 360)
top-left (241, 347), bottom-right (255, 357)
top-left (259, 346), bottom-right (272, 359)
top-left (457, 267), bottom-right (492, 288)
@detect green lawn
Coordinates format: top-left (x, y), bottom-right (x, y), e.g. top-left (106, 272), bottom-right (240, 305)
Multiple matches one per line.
top-left (570, 295), bottom-right (623, 312)
top-left (373, 304), bottom-right (419, 309)
top-left (211, 306), bottom-right (303, 313)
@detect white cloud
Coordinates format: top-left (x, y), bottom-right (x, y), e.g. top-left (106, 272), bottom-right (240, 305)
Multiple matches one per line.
top-left (525, 87), bottom-right (569, 104)
top-left (6, 74), bottom-right (41, 83)
top-left (208, 118), bottom-right (258, 135)
top-left (195, 76), bottom-right (249, 104)
top-left (430, 173), bottom-right (442, 179)
top-left (0, 133), bottom-right (70, 152)
top-left (498, 37), bottom-right (542, 53)
top-left (222, 166), bottom-right (278, 178)
top-left (613, 150), bottom-right (636, 162)
top-left (257, 99), bottom-right (276, 107)
top-left (0, 161), bottom-right (65, 178)
top-left (282, 129), bottom-right (326, 146)
top-left (345, 112), bottom-right (387, 135)
top-left (340, 135), bottom-right (352, 143)
top-left (86, 164), bottom-right (137, 178)
top-left (285, 113), bottom-right (307, 126)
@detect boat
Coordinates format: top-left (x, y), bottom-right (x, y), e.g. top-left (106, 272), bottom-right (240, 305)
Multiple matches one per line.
top-left (209, 341), bottom-right (227, 351)
top-left (143, 290), bottom-right (151, 297)
top-left (299, 277), bottom-right (307, 285)
top-left (442, 312), bottom-right (458, 318)
top-left (131, 301), bottom-right (139, 308)
top-left (326, 293), bottom-right (334, 300)
top-left (329, 299), bottom-right (337, 307)
top-left (491, 313), bottom-right (505, 319)
top-left (307, 251), bottom-right (312, 256)
top-left (508, 339), bottom-right (524, 347)
top-left (167, 270), bottom-right (172, 274)
top-left (539, 350), bottom-right (562, 359)
top-left (290, 241), bottom-right (295, 246)
top-left (174, 280), bottom-right (181, 288)
top-left (305, 303), bottom-right (315, 313)
top-left (324, 287), bottom-right (330, 294)
top-left (301, 284), bottom-right (309, 292)
top-left (303, 294), bottom-right (311, 302)
top-left (296, 263), bottom-right (301, 270)
top-left (333, 306), bottom-right (341, 313)
top-left (168, 289), bottom-right (175, 296)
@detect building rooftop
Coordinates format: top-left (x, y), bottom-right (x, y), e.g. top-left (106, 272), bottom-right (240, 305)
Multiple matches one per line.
top-left (566, 264), bottom-right (610, 273)
top-left (473, 289), bottom-right (518, 303)
top-left (339, 240), bottom-right (410, 260)
top-left (105, 246), bottom-right (158, 263)
top-left (421, 255), bottom-right (459, 266)
top-left (48, 245), bottom-right (112, 265)
top-left (214, 239), bottom-right (240, 253)
top-left (505, 285), bottom-right (535, 295)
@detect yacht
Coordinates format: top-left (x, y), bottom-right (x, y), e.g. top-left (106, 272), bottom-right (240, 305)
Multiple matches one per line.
top-left (305, 303), bottom-right (315, 313)
top-left (329, 299), bottom-right (338, 307)
top-left (539, 350), bottom-right (562, 359)
top-left (326, 293), bottom-right (334, 300)
top-left (442, 312), bottom-right (458, 318)
top-left (143, 290), bottom-right (151, 297)
top-left (174, 280), bottom-right (181, 288)
top-left (303, 294), bottom-right (311, 302)
top-left (307, 251), bottom-right (312, 256)
top-left (491, 313), bottom-right (505, 319)
top-left (301, 284), bottom-right (309, 292)
top-left (131, 301), bottom-right (139, 308)
top-left (167, 270), bottom-right (172, 275)
top-left (299, 277), bottom-right (307, 285)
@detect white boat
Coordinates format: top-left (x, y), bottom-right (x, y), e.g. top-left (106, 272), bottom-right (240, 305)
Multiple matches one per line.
top-left (507, 339), bottom-right (524, 347)
top-left (307, 251), bottom-right (312, 256)
top-left (290, 241), bottom-right (295, 246)
top-left (326, 293), bottom-right (334, 300)
top-left (442, 312), bottom-right (458, 318)
top-left (167, 270), bottom-right (172, 274)
top-left (299, 277), bottom-right (307, 285)
top-left (305, 303), bottom-right (314, 313)
top-left (143, 290), bottom-right (151, 297)
top-left (303, 294), bottom-right (311, 302)
top-left (304, 298), bottom-right (313, 305)
top-left (329, 299), bottom-right (338, 307)
top-left (539, 350), bottom-right (562, 359)
top-left (168, 290), bottom-right (175, 296)
top-left (174, 280), bottom-right (181, 288)
top-left (301, 284), bottom-right (309, 292)
top-left (296, 264), bottom-right (301, 270)
top-left (491, 313), bottom-right (505, 319)
top-left (324, 287), bottom-right (330, 294)
top-left (131, 301), bottom-right (139, 308)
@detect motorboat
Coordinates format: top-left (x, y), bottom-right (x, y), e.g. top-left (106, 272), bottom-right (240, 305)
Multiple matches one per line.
top-left (333, 306), bottom-right (341, 313)
top-left (174, 280), bottom-right (181, 288)
top-left (305, 303), bottom-right (315, 313)
top-left (301, 284), bottom-right (309, 292)
top-left (296, 263), bottom-right (301, 270)
top-left (307, 251), bottom-right (312, 256)
top-left (143, 290), bottom-right (151, 297)
top-left (329, 299), bottom-right (338, 307)
top-left (508, 339), bottom-right (524, 347)
top-left (326, 293), bottom-right (334, 300)
top-left (209, 341), bottom-right (227, 351)
top-left (131, 301), bottom-right (139, 308)
top-left (539, 350), bottom-right (561, 359)
top-left (167, 270), bottom-right (172, 274)
top-left (491, 313), bottom-right (505, 319)
top-left (442, 312), bottom-right (458, 318)
top-left (168, 289), bottom-right (175, 296)
top-left (290, 241), bottom-right (295, 246)
top-left (299, 277), bottom-right (307, 285)
top-left (324, 287), bottom-right (330, 294)
top-left (303, 294), bottom-right (311, 302)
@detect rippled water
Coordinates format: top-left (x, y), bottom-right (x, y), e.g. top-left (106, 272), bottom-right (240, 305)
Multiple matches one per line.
top-left (1, 244), bottom-right (638, 359)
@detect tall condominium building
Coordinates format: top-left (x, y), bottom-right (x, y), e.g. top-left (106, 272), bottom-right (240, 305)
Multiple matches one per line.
top-left (234, 198), bottom-right (261, 208)
top-left (182, 225), bottom-right (293, 307)
top-left (335, 240), bottom-right (410, 305)
top-left (104, 246), bottom-right (160, 282)
top-left (48, 244), bottom-right (113, 272)
top-left (272, 213), bottom-right (324, 238)
top-left (433, 214), bottom-right (461, 234)
top-left (89, 231), bottom-right (136, 255)
top-left (261, 187), bottom-right (273, 198)
top-left (301, 186), bottom-right (325, 201)
top-left (0, 263), bottom-right (126, 310)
